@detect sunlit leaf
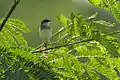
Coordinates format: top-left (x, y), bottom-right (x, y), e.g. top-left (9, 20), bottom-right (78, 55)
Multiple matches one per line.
top-left (93, 20), bottom-right (115, 27)
top-left (88, 0), bottom-right (120, 22)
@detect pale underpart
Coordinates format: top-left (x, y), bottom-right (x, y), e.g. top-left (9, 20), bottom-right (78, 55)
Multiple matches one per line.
top-left (39, 28), bottom-right (52, 47)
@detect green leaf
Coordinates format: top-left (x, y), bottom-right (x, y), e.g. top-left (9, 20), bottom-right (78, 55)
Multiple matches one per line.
top-left (88, 12), bottom-right (98, 20)
top-left (0, 18), bottom-right (29, 47)
top-left (57, 14), bottom-right (68, 27)
top-left (88, 0), bottom-right (120, 22)
top-left (7, 18), bottom-right (29, 32)
top-left (93, 20), bottom-right (115, 27)
top-left (5, 23), bottom-right (28, 46)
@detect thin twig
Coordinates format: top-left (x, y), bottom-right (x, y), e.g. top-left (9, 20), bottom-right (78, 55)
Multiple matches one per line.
top-left (104, 31), bottom-right (120, 36)
top-left (32, 38), bottom-right (94, 53)
top-left (0, 0), bottom-right (20, 31)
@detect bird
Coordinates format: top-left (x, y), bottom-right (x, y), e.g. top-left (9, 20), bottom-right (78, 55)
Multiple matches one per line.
top-left (39, 19), bottom-right (52, 49)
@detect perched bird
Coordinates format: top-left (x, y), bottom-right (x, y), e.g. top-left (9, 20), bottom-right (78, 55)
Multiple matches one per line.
top-left (39, 19), bottom-right (52, 48)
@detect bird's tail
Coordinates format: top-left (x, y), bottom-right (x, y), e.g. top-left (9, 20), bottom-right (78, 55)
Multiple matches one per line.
top-left (44, 42), bottom-right (47, 48)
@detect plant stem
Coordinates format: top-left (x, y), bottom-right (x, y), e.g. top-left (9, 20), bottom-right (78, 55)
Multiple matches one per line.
top-left (0, 0), bottom-right (20, 31)
top-left (32, 38), bottom-right (94, 53)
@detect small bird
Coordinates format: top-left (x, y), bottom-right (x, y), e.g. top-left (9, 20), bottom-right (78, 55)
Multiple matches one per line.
top-left (39, 19), bottom-right (52, 49)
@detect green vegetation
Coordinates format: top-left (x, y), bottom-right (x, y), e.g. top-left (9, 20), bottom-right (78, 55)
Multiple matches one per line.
top-left (0, 0), bottom-right (120, 80)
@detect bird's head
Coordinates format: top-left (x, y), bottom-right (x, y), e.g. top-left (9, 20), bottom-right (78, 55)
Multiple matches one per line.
top-left (41, 19), bottom-right (51, 23)
top-left (41, 19), bottom-right (51, 27)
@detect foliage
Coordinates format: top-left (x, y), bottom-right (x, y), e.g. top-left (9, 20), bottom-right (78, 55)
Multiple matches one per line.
top-left (0, 19), bottom-right (56, 80)
top-left (88, 0), bottom-right (120, 22)
top-left (50, 12), bottom-right (120, 79)
top-left (0, 0), bottom-right (120, 80)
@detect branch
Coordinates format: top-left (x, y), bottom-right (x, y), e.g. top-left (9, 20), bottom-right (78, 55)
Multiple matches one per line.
top-left (32, 30), bottom-right (120, 53)
top-left (105, 30), bottom-right (120, 36)
top-left (0, 0), bottom-right (20, 31)
top-left (32, 38), bottom-right (94, 53)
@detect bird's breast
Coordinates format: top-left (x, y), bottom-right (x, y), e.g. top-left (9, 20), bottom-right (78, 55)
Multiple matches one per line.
top-left (40, 29), bottom-right (52, 43)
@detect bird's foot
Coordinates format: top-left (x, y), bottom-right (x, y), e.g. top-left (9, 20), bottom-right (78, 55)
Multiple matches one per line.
top-left (43, 51), bottom-right (48, 58)
top-left (39, 47), bottom-right (49, 58)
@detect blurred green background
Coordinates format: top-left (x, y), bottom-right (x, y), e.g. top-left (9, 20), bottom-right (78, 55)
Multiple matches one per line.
top-left (0, 0), bottom-right (115, 47)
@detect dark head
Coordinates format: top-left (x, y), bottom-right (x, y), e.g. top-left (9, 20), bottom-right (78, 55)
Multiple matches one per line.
top-left (40, 19), bottom-right (51, 29)
top-left (41, 19), bottom-right (51, 24)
